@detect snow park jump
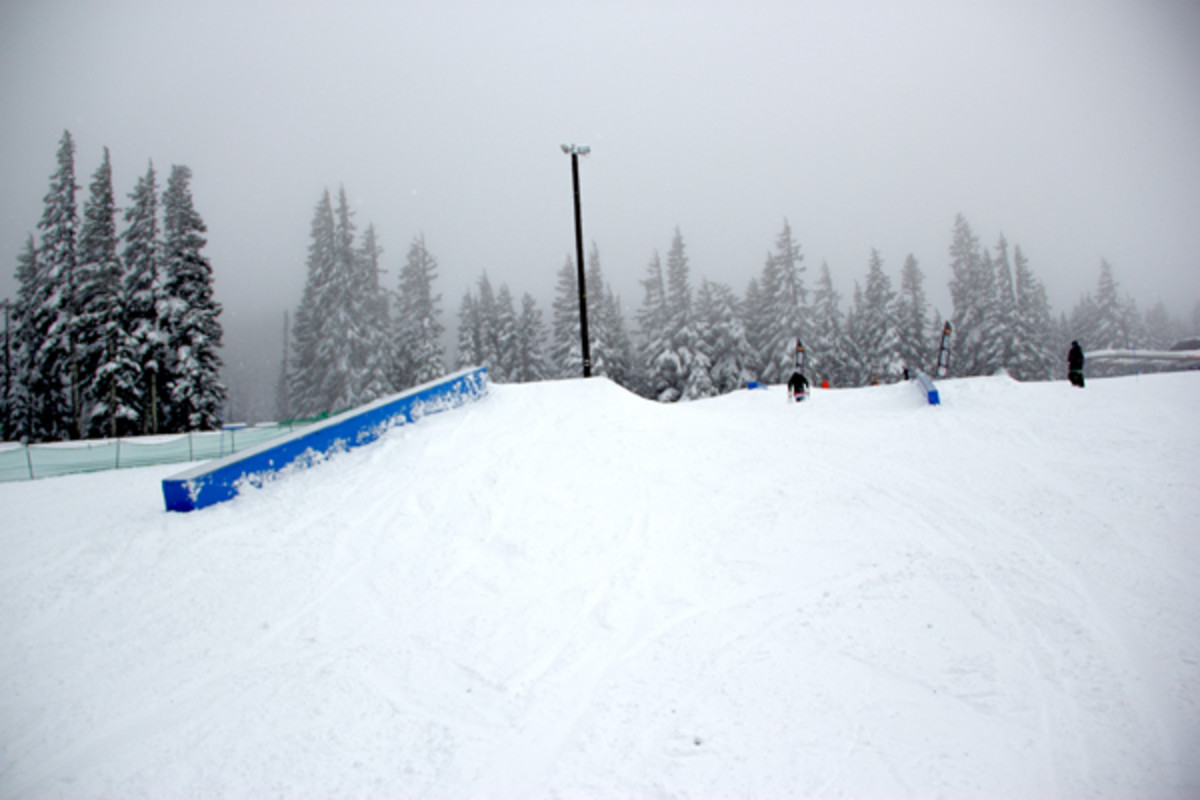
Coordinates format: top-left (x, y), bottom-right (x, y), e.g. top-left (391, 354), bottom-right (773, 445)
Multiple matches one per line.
top-left (161, 367), bottom-right (488, 512)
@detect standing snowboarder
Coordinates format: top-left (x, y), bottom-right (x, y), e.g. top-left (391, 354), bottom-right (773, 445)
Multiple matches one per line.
top-left (788, 370), bottom-right (810, 402)
top-left (788, 337), bottom-right (810, 402)
top-left (1068, 341), bottom-right (1085, 388)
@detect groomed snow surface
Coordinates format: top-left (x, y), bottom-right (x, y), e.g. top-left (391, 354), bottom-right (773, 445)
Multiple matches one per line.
top-left (2, 372), bottom-right (1198, 798)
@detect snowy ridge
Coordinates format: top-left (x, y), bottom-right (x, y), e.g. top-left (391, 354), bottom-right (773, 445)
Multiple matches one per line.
top-left (1, 372), bottom-right (1198, 798)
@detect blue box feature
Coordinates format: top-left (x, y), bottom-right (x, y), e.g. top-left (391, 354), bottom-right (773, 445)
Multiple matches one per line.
top-left (915, 370), bottom-right (940, 405)
top-left (162, 367), bottom-right (488, 512)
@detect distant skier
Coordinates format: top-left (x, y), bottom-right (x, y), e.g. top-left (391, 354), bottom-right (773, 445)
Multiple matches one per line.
top-left (1068, 341), bottom-right (1085, 388)
top-left (787, 370), bottom-right (809, 402)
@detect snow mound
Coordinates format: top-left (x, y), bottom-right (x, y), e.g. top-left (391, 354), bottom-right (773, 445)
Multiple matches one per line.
top-left (1, 372), bottom-right (1198, 798)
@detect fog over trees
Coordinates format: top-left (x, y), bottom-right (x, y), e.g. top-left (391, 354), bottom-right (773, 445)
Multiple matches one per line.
top-left (276, 185), bottom-right (1200, 421)
top-left (4, 131), bottom-right (1199, 437)
top-left (4, 4), bottom-right (1198, 426)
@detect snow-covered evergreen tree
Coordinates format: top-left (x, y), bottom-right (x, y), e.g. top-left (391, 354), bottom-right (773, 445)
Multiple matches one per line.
top-left (755, 220), bottom-right (807, 383)
top-left (1091, 260), bottom-right (1132, 350)
top-left (315, 187), bottom-right (368, 411)
top-left (636, 250), bottom-right (673, 399)
top-left (76, 147), bottom-right (137, 437)
top-left (551, 256), bottom-right (585, 379)
top-left (661, 228), bottom-right (714, 401)
top-left (455, 290), bottom-right (483, 369)
top-left (471, 272), bottom-right (503, 378)
top-left (122, 162), bottom-right (170, 434)
top-left (1068, 294), bottom-right (1099, 351)
top-left (854, 249), bottom-right (903, 383)
top-left (512, 292), bottom-right (551, 383)
top-left (992, 235), bottom-right (1017, 372)
top-left (289, 190), bottom-right (336, 416)
top-left (583, 244), bottom-right (636, 390)
top-left (161, 164), bottom-right (225, 431)
top-left (492, 282), bottom-right (520, 382)
top-left (895, 254), bottom-right (930, 375)
top-left (806, 262), bottom-right (853, 387)
top-left (9, 235), bottom-right (41, 440)
top-left (948, 214), bottom-right (1003, 377)
top-left (392, 234), bottom-right (444, 389)
top-left (696, 279), bottom-right (756, 394)
top-left (30, 130), bottom-right (81, 440)
top-left (275, 311), bottom-right (291, 421)
top-left (601, 289), bottom-right (638, 391)
top-left (1009, 245), bottom-right (1056, 381)
top-left (741, 276), bottom-right (768, 380)
top-left (843, 282), bottom-right (871, 386)
top-left (1142, 301), bottom-right (1178, 351)
top-left (1, 297), bottom-right (13, 441)
top-left (354, 223), bottom-right (393, 403)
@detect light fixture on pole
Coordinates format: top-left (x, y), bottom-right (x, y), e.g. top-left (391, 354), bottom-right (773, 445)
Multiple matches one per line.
top-left (561, 144), bottom-right (592, 378)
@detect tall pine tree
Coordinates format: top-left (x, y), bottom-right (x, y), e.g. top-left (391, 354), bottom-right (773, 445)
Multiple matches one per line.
top-left (895, 254), bottom-right (930, 374)
top-left (551, 255), bottom-right (585, 378)
top-left (32, 130), bottom-right (81, 440)
top-left (583, 244), bottom-right (636, 390)
top-left (855, 249), bottom-right (902, 382)
top-left (393, 234), bottom-right (444, 390)
top-left (992, 235), bottom-right (1018, 372)
top-left (314, 187), bottom-right (364, 410)
top-left (122, 162), bottom-right (167, 434)
top-left (807, 262), bottom-right (853, 387)
top-left (948, 214), bottom-right (1003, 377)
top-left (661, 228), bottom-right (714, 401)
top-left (636, 250), bottom-right (672, 399)
top-left (289, 190), bottom-right (336, 416)
top-left (696, 279), bottom-right (756, 394)
top-left (355, 223), bottom-right (393, 403)
top-left (9, 235), bottom-right (41, 440)
top-left (76, 147), bottom-right (137, 437)
top-left (512, 293), bottom-right (551, 383)
top-left (456, 289), bottom-right (483, 369)
top-left (756, 220), bottom-right (807, 383)
top-left (1010, 245), bottom-right (1056, 381)
top-left (161, 164), bottom-right (225, 430)
top-left (493, 283), bottom-right (520, 382)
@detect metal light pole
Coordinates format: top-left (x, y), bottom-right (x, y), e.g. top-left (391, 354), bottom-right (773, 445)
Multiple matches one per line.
top-left (562, 144), bottom-right (592, 378)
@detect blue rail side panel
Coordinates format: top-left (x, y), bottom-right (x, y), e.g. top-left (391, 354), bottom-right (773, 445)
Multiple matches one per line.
top-left (915, 370), bottom-right (940, 405)
top-left (162, 367), bottom-right (488, 512)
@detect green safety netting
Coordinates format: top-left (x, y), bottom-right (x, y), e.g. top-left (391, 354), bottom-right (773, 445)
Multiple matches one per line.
top-left (0, 423), bottom-right (313, 482)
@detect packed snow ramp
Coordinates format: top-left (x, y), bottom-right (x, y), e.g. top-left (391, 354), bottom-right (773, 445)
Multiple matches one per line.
top-left (161, 367), bottom-right (488, 512)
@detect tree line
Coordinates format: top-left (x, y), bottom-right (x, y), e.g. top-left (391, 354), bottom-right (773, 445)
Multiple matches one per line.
top-left (2, 131), bottom-right (224, 443)
top-left (284, 190), bottom-right (1200, 417)
top-left (11, 146), bottom-right (1199, 440)
top-left (452, 216), bottom-right (1199, 401)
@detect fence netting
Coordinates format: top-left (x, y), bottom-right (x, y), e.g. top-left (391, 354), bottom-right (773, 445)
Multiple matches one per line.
top-left (0, 422), bottom-right (314, 482)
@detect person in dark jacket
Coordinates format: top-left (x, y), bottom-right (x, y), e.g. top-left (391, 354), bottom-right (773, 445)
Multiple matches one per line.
top-left (787, 370), bottom-right (810, 401)
top-left (1068, 341), bottom-right (1085, 388)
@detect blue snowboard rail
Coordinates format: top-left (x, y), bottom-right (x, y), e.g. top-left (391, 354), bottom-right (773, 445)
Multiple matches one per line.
top-left (162, 367), bottom-right (488, 512)
top-left (915, 370), bottom-right (940, 405)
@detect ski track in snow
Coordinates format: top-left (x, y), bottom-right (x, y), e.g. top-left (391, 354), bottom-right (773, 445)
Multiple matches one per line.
top-left (1, 372), bottom-right (1198, 798)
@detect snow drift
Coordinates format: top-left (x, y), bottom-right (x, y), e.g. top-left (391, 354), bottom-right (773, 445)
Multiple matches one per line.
top-left (1, 372), bottom-right (1198, 798)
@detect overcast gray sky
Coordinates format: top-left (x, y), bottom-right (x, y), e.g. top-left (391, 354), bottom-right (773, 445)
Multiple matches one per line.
top-left (2, 0), bottom-right (1198, 412)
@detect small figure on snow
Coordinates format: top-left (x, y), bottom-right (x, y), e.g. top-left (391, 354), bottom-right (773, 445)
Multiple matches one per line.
top-left (788, 370), bottom-right (810, 402)
top-left (1068, 341), bottom-right (1085, 388)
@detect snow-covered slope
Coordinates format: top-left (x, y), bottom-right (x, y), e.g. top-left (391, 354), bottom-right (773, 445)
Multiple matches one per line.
top-left (2, 373), bottom-right (1198, 798)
